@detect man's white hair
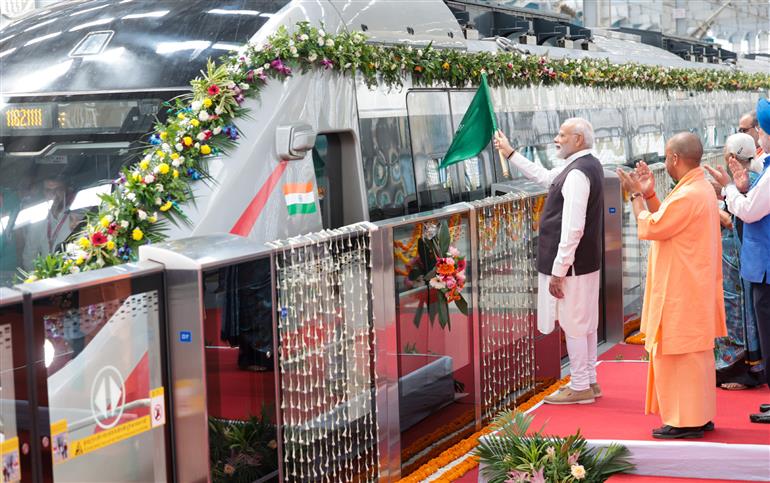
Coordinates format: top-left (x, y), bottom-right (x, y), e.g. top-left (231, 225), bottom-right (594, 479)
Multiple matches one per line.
top-left (563, 117), bottom-right (594, 148)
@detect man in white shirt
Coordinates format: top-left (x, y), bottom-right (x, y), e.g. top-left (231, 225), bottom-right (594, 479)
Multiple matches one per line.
top-left (494, 118), bottom-right (605, 405)
top-left (707, 97), bottom-right (770, 424)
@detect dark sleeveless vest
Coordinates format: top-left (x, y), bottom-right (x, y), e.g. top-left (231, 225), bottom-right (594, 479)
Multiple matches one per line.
top-left (537, 154), bottom-right (604, 276)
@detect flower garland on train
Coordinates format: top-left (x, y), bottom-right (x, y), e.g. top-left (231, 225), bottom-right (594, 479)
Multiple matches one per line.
top-left (21, 22), bottom-right (770, 281)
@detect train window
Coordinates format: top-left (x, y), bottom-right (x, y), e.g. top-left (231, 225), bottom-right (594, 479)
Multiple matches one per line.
top-left (449, 91), bottom-right (496, 202)
top-left (359, 117), bottom-right (418, 222)
top-left (0, 143), bottom-right (136, 286)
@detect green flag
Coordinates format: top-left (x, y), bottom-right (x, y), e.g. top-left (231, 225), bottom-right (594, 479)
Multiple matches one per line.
top-left (439, 73), bottom-right (498, 169)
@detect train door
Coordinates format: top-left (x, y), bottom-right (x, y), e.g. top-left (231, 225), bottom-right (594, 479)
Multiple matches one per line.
top-left (311, 132), bottom-right (368, 230)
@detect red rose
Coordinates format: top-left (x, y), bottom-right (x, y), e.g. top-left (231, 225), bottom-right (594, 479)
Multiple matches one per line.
top-left (91, 232), bottom-right (108, 246)
top-left (207, 84), bottom-right (220, 96)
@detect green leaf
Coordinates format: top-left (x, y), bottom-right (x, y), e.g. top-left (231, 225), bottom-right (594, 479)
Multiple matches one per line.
top-left (412, 299), bottom-right (424, 328)
top-left (438, 220), bottom-right (450, 254)
top-left (437, 294), bottom-right (449, 329)
top-left (455, 295), bottom-right (468, 315)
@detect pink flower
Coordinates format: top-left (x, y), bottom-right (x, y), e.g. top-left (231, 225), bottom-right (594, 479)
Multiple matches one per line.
top-left (531, 468), bottom-right (546, 483)
top-left (457, 258), bottom-right (466, 272)
top-left (444, 277), bottom-right (456, 290)
top-left (448, 246), bottom-right (460, 257)
top-left (568, 451), bottom-right (581, 466)
top-left (207, 84), bottom-right (220, 96)
top-left (321, 58), bottom-right (333, 69)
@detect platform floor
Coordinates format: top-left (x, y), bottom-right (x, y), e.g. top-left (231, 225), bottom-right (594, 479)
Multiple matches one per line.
top-left (447, 344), bottom-right (770, 482)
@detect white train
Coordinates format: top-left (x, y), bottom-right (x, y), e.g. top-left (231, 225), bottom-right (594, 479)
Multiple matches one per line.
top-left (0, 1), bottom-right (767, 481)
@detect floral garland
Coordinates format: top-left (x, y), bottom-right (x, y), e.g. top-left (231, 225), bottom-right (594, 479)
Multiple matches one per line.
top-left (22, 22), bottom-right (770, 282)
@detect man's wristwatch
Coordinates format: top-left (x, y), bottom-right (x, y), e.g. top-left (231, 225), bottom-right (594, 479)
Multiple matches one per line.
top-left (629, 192), bottom-right (643, 201)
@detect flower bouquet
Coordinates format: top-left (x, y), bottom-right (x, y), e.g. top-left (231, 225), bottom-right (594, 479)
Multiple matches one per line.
top-left (476, 410), bottom-right (633, 483)
top-left (406, 219), bottom-right (468, 329)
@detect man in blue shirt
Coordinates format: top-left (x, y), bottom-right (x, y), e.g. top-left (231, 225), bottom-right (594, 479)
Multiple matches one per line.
top-left (707, 97), bottom-right (770, 424)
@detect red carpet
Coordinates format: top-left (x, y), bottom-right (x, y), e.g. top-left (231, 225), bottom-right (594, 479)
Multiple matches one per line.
top-left (455, 468), bottom-right (756, 482)
top-left (530, 361), bottom-right (770, 445)
top-left (599, 343), bottom-right (648, 361)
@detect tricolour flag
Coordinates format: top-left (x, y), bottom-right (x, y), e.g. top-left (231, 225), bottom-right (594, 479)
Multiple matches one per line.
top-left (440, 73), bottom-right (498, 169)
top-left (283, 182), bottom-right (317, 215)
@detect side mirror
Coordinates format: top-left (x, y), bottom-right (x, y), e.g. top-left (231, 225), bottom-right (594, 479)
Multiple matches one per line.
top-left (276, 123), bottom-right (317, 160)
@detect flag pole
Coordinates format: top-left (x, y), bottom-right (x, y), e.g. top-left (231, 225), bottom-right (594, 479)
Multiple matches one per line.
top-left (497, 149), bottom-right (510, 178)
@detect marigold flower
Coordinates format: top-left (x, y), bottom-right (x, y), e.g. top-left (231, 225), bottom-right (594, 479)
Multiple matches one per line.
top-left (173, 169), bottom-right (179, 179)
top-left (159, 131), bottom-right (167, 140)
top-left (191, 119), bottom-right (200, 127)
top-left (100, 216), bottom-right (110, 228)
top-left (78, 237), bottom-right (91, 249)
top-left (442, 62), bottom-right (450, 70)
top-left (183, 137), bottom-right (193, 147)
top-left (106, 241), bottom-right (116, 251)
top-left (139, 159), bottom-right (150, 170)
top-left (157, 163), bottom-right (170, 175)
top-left (203, 98), bottom-right (213, 108)
top-left (132, 228), bottom-right (144, 241)
top-left (200, 144), bottom-right (212, 155)
top-left (414, 65), bottom-right (423, 72)
top-left (160, 201), bottom-right (173, 212)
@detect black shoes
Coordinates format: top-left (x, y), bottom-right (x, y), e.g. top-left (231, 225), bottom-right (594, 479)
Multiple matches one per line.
top-left (701, 421), bottom-right (714, 431)
top-left (652, 425), bottom-right (705, 439)
top-left (759, 404), bottom-right (770, 413)
top-left (749, 411), bottom-right (770, 424)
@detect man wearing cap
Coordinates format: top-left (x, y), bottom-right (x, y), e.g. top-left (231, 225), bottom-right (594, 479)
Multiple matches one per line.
top-left (707, 98), bottom-right (770, 424)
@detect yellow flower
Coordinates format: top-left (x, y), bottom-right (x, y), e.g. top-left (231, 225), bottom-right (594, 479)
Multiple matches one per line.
top-left (191, 119), bottom-right (200, 127)
top-left (173, 169), bottom-right (179, 179)
top-left (203, 98), bottom-right (213, 108)
top-left (170, 152), bottom-right (180, 160)
top-left (158, 163), bottom-right (170, 175)
top-left (75, 256), bottom-right (85, 265)
top-left (24, 275), bottom-right (38, 284)
top-left (159, 131), bottom-right (167, 140)
top-left (100, 216), bottom-right (110, 228)
top-left (156, 150), bottom-right (166, 159)
top-left (200, 145), bottom-right (211, 155)
top-left (148, 215), bottom-right (157, 223)
top-left (132, 228), bottom-right (144, 241)
top-left (78, 237), bottom-right (91, 249)
top-left (177, 112), bottom-right (186, 120)
top-left (106, 241), bottom-right (116, 251)
top-left (133, 173), bottom-right (142, 182)
top-left (183, 136), bottom-right (193, 147)
top-left (442, 62), bottom-right (450, 70)
top-left (160, 201), bottom-right (173, 212)
top-left (139, 160), bottom-right (150, 170)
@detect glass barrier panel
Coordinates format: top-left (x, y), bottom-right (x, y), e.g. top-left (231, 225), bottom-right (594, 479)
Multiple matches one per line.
top-left (34, 274), bottom-right (169, 482)
top-left (393, 213), bottom-right (475, 474)
top-left (201, 258), bottom-right (279, 482)
top-left (1, 300), bottom-right (26, 483)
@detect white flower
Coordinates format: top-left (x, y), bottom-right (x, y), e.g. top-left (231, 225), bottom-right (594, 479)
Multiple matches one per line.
top-left (308, 52), bottom-right (318, 62)
top-left (417, 49), bottom-right (423, 57)
top-left (156, 184), bottom-right (164, 193)
top-left (191, 100), bottom-right (202, 111)
top-left (198, 111), bottom-right (210, 122)
top-left (407, 46), bottom-right (413, 52)
top-left (214, 106), bottom-right (223, 115)
top-left (120, 220), bottom-right (129, 228)
top-left (126, 192), bottom-right (136, 202)
top-left (570, 465), bottom-right (586, 480)
top-left (197, 132), bottom-right (207, 141)
top-left (172, 158), bottom-right (183, 167)
top-left (299, 33), bottom-right (309, 41)
top-left (144, 174), bottom-right (155, 184)
top-left (69, 265), bottom-right (81, 274)
top-left (429, 277), bottom-right (446, 290)
top-left (161, 143), bottom-right (170, 151)
top-left (239, 83), bottom-right (249, 90)
top-left (137, 210), bottom-right (147, 221)
top-left (212, 126), bottom-right (222, 135)
top-left (290, 46), bottom-right (298, 56)
top-left (317, 38), bottom-right (325, 47)
top-left (194, 142), bottom-right (200, 149)
top-left (325, 38), bottom-right (334, 47)
top-left (106, 214), bottom-right (114, 223)
top-left (155, 197), bottom-right (162, 205)
top-left (344, 63), bottom-right (351, 69)
top-left (175, 143), bottom-right (184, 151)
top-left (263, 63), bottom-right (270, 69)
top-left (318, 29), bottom-right (325, 37)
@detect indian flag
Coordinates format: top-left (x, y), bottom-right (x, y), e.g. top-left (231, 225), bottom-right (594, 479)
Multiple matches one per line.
top-left (283, 182), bottom-right (317, 215)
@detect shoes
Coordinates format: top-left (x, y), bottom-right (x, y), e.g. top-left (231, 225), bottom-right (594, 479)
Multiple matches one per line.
top-left (543, 386), bottom-right (595, 405)
top-left (759, 404), bottom-right (770, 413)
top-left (749, 411), bottom-right (770, 424)
top-left (590, 383), bottom-right (602, 398)
top-left (652, 425), bottom-right (705, 439)
top-left (701, 421), bottom-right (714, 431)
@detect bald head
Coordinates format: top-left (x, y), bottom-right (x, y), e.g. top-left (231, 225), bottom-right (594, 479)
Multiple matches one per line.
top-left (666, 132), bottom-right (703, 167)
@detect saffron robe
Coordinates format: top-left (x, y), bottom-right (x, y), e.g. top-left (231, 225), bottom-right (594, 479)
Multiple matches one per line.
top-left (637, 168), bottom-right (727, 425)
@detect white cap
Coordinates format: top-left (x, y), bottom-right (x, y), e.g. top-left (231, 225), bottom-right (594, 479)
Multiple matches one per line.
top-left (724, 133), bottom-right (756, 162)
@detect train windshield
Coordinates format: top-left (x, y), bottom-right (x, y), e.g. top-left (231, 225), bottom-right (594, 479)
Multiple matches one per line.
top-left (0, 97), bottom-right (164, 286)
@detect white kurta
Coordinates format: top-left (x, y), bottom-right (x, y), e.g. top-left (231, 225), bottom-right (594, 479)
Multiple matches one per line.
top-left (509, 149), bottom-right (601, 337)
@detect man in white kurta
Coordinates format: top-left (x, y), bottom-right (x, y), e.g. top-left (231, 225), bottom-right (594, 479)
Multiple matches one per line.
top-left (495, 118), bottom-right (603, 404)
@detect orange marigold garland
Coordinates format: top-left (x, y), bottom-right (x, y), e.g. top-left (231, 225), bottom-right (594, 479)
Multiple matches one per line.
top-left (625, 332), bottom-right (646, 345)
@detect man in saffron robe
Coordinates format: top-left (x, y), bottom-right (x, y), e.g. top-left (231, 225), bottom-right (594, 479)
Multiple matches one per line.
top-left (617, 132), bottom-right (726, 439)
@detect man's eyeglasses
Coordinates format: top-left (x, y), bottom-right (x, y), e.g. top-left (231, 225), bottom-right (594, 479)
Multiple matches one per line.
top-left (738, 126), bottom-right (756, 134)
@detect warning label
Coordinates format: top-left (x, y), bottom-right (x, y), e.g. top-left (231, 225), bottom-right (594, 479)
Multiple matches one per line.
top-left (71, 416), bottom-right (151, 459)
top-left (150, 387), bottom-right (165, 428)
top-left (1, 437), bottom-right (21, 482)
top-left (50, 419), bottom-right (69, 465)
